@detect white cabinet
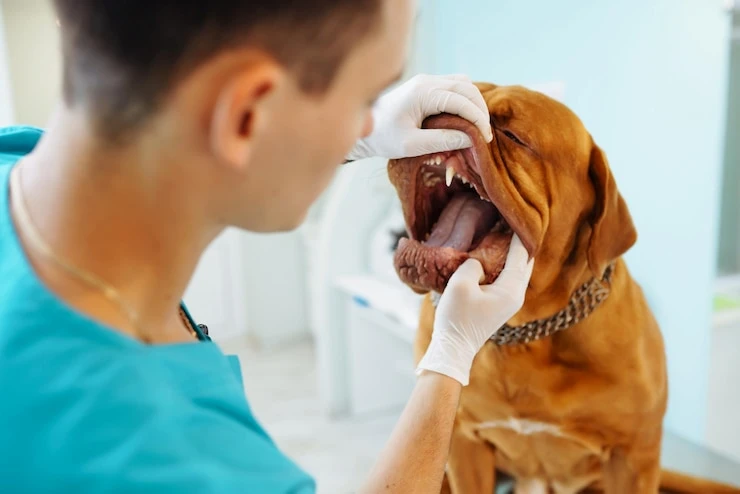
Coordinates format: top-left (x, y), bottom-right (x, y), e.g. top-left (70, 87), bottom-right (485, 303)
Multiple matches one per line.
top-left (342, 290), bottom-right (417, 417)
top-left (240, 229), bottom-right (310, 349)
top-left (184, 225), bottom-right (312, 347)
top-left (334, 274), bottom-right (423, 417)
top-left (183, 228), bottom-right (248, 340)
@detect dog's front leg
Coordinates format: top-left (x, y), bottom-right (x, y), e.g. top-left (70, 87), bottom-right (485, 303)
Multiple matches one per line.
top-left (602, 445), bottom-right (661, 493)
top-left (447, 423), bottom-right (496, 494)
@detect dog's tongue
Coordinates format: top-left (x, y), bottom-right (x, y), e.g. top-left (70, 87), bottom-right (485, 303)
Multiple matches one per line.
top-left (426, 194), bottom-right (497, 251)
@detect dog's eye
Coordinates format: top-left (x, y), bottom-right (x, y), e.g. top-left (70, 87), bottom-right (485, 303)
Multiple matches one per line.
top-left (503, 130), bottom-right (525, 146)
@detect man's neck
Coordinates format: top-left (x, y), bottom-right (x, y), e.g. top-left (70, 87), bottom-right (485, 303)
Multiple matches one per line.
top-left (13, 110), bottom-right (222, 342)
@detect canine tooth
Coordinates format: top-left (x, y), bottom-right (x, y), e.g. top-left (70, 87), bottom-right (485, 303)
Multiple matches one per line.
top-left (445, 166), bottom-right (455, 186)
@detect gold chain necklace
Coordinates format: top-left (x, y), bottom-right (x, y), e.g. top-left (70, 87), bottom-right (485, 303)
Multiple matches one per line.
top-left (9, 165), bottom-right (198, 341)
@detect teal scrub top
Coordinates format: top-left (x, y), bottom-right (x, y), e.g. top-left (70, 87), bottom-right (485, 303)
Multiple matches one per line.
top-left (0, 126), bottom-right (316, 493)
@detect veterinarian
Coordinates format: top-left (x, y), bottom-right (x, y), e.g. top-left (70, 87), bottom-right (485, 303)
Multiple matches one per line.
top-left (0, 0), bottom-right (533, 492)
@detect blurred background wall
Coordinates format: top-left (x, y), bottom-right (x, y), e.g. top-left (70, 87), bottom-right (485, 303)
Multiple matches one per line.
top-left (0, 3), bottom-right (14, 126)
top-left (1, 0), bottom-right (60, 127)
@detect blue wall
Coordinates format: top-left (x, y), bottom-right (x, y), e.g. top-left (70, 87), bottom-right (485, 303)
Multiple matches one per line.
top-left (421, 0), bottom-right (731, 444)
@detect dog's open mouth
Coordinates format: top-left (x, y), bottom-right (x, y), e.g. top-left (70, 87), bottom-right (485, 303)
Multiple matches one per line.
top-left (393, 120), bottom-right (514, 293)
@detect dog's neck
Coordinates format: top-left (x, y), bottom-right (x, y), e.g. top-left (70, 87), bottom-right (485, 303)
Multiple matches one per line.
top-left (430, 262), bottom-right (616, 346)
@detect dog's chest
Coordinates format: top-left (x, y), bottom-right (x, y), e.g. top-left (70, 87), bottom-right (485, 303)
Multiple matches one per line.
top-left (472, 413), bottom-right (605, 491)
top-left (475, 416), bottom-right (563, 437)
top-left (461, 347), bottom-right (609, 484)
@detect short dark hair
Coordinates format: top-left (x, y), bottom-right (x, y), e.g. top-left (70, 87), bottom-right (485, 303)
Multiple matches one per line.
top-left (52, 1), bottom-right (383, 142)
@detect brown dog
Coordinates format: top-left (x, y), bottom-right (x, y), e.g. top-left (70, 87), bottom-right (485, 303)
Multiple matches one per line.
top-left (387, 83), bottom-right (739, 494)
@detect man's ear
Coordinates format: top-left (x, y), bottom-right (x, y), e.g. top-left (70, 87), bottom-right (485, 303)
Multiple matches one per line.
top-left (587, 141), bottom-right (637, 278)
top-left (209, 60), bottom-right (281, 171)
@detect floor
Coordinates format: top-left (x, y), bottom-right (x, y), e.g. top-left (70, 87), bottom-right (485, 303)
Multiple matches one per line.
top-left (218, 336), bottom-right (400, 494)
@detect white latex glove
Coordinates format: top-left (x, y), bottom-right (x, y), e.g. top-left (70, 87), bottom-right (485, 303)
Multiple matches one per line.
top-left (346, 74), bottom-right (494, 161)
top-left (416, 234), bottom-right (534, 386)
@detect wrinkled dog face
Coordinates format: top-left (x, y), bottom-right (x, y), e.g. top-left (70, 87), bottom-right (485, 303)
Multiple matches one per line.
top-left (388, 83), bottom-right (636, 294)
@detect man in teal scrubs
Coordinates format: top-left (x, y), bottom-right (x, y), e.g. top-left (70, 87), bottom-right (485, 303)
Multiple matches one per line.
top-left (0, 0), bottom-right (533, 492)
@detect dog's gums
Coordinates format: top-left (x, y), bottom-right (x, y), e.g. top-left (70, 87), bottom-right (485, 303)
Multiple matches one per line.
top-left (392, 116), bottom-right (514, 294)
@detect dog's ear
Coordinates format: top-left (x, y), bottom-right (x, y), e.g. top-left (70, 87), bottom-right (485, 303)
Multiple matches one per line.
top-left (587, 142), bottom-right (637, 278)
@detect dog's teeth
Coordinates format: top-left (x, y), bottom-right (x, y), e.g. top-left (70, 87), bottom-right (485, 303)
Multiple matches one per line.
top-left (435, 156), bottom-right (443, 165)
top-left (423, 172), bottom-right (442, 187)
top-left (445, 166), bottom-right (455, 186)
top-left (461, 176), bottom-right (468, 185)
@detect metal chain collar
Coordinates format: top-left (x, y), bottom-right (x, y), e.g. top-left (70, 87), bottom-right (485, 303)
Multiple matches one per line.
top-left (430, 263), bottom-right (616, 346)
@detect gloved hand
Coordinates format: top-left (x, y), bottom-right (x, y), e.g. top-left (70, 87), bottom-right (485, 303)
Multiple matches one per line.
top-left (346, 74), bottom-right (493, 161)
top-left (416, 234), bottom-right (534, 386)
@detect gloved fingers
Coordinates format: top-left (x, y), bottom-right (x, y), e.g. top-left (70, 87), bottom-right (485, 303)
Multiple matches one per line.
top-left (427, 89), bottom-right (493, 143)
top-left (432, 75), bottom-right (483, 108)
top-left (481, 234), bottom-right (533, 294)
top-left (402, 128), bottom-right (473, 156)
top-left (446, 257), bottom-right (485, 290)
top-left (344, 139), bottom-right (375, 162)
top-left (436, 79), bottom-right (491, 137)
